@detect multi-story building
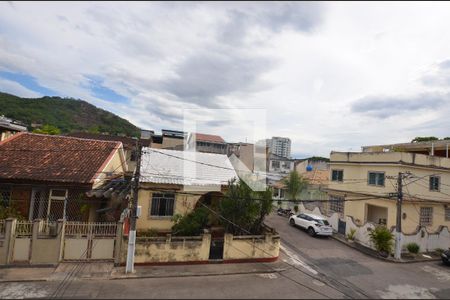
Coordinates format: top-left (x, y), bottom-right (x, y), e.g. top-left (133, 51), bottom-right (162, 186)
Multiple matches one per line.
top-left (269, 137), bottom-right (291, 158)
top-left (327, 142), bottom-right (450, 234)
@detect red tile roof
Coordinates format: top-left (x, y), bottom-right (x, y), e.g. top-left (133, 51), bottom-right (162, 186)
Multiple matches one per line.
top-left (65, 132), bottom-right (145, 150)
top-left (195, 133), bottom-right (225, 143)
top-left (0, 132), bottom-right (122, 184)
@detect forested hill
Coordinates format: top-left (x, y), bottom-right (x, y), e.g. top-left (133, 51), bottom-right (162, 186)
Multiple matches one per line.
top-left (0, 92), bottom-right (140, 137)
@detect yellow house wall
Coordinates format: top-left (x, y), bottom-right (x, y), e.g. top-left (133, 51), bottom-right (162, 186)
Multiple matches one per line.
top-left (136, 183), bottom-right (207, 232)
top-left (329, 152), bottom-right (450, 233)
top-left (92, 147), bottom-right (127, 189)
top-left (161, 137), bottom-right (184, 149)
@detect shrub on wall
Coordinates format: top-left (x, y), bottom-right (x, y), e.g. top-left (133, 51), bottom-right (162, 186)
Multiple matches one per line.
top-left (406, 242), bottom-right (420, 254)
top-left (369, 226), bottom-right (394, 256)
top-left (171, 207), bottom-right (209, 236)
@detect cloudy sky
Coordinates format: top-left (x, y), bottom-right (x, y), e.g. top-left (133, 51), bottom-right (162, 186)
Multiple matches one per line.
top-left (1, 1), bottom-right (450, 157)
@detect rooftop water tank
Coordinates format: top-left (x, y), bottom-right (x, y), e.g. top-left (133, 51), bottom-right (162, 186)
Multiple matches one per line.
top-left (306, 165), bottom-right (313, 172)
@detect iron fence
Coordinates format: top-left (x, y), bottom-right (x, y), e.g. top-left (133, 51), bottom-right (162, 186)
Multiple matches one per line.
top-left (64, 222), bottom-right (117, 237)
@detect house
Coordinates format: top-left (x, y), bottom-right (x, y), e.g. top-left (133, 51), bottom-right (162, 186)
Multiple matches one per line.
top-left (268, 153), bottom-right (295, 174)
top-left (0, 116), bottom-right (27, 141)
top-left (186, 133), bottom-right (227, 155)
top-left (0, 132), bottom-right (129, 222)
top-left (136, 148), bottom-right (238, 233)
top-left (65, 132), bottom-right (150, 174)
top-left (327, 148), bottom-right (450, 233)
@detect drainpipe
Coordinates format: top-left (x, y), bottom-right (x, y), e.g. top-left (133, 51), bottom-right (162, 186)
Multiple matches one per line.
top-left (447, 143), bottom-right (449, 158)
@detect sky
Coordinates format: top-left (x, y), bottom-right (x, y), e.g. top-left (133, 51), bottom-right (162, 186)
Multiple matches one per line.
top-left (1, 2), bottom-right (450, 158)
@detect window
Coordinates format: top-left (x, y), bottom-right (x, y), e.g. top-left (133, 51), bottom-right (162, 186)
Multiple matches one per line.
top-left (272, 161), bottom-right (280, 169)
top-left (49, 189), bottom-right (67, 200)
top-left (368, 172), bottom-right (385, 186)
top-left (0, 187), bottom-right (11, 206)
top-left (430, 176), bottom-right (440, 191)
top-left (282, 162), bottom-right (291, 169)
top-left (445, 207), bottom-right (450, 221)
top-left (329, 195), bottom-right (344, 215)
top-left (150, 193), bottom-right (175, 217)
top-left (331, 170), bottom-right (343, 182)
top-left (420, 207), bottom-right (433, 226)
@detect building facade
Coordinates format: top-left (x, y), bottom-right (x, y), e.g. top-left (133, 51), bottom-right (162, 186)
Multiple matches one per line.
top-left (268, 137), bottom-right (291, 158)
top-left (327, 151), bottom-right (450, 233)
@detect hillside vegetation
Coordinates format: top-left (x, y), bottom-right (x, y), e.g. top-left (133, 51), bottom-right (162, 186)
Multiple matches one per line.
top-left (0, 92), bottom-right (140, 137)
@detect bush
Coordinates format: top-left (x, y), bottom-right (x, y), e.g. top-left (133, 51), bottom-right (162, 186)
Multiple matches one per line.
top-left (369, 226), bottom-right (394, 255)
top-left (171, 207), bottom-right (209, 236)
top-left (346, 228), bottom-right (357, 241)
top-left (0, 205), bottom-right (25, 220)
top-left (293, 205), bottom-right (299, 213)
top-left (436, 248), bottom-right (445, 255)
top-left (406, 243), bottom-right (420, 254)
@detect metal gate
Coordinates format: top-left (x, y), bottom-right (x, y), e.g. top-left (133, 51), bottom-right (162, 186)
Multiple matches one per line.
top-left (12, 221), bottom-right (32, 262)
top-left (338, 219), bottom-right (346, 235)
top-left (63, 222), bottom-right (117, 261)
top-left (209, 238), bottom-right (224, 260)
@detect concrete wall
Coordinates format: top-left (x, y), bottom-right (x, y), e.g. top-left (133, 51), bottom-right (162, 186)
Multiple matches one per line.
top-left (223, 233), bottom-right (280, 262)
top-left (345, 215), bottom-right (450, 253)
top-left (122, 234), bottom-right (211, 264)
top-left (162, 137), bottom-right (184, 149)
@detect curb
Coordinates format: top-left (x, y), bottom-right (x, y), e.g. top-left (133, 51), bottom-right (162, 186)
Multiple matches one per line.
top-left (331, 235), bottom-right (441, 264)
top-left (109, 268), bottom-right (288, 280)
top-left (0, 279), bottom-right (48, 283)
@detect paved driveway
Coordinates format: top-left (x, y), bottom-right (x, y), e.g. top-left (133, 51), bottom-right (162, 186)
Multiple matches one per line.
top-left (267, 213), bottom-right (450, 299)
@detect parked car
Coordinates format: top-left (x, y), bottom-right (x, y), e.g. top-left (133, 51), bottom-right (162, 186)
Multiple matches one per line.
top-left (441, 249), bottom-right (450, 265)
top-left (289, 213), bottom-right (333, 237)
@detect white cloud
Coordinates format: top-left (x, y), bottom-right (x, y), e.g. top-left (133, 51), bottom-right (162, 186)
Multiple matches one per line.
top-left (0, 2), bottom-right (450, 157)
top-left (0, 78), bottom-right (42, 98)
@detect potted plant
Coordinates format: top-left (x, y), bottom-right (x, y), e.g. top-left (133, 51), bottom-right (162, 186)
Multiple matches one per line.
top-left (346, 228), bottom-right (357, 243)
top-left (293, 205), bottom-right (299, 214)
top-left (369, 226), bottom-right (394, 258)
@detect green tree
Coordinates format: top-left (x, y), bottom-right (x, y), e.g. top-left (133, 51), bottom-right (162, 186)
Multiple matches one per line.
top-left (219, 179), bottom-right (273, 235)
top-left (283, 171), bottom-right (308, 204)
top-left (411, 136), bottom-right (439, 143)
top-left (171, 207), bottom-right (210, 236)
top-left (33, 124), bottom-right (61, 135)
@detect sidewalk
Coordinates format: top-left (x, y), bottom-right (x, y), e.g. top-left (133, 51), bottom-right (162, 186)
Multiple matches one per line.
top-left (332, 233), bottom-right (441, 263)
top-left (0, 266), bottom-right (56, 283)
top-left (0, 260), bottom-right (289, 283)
top-left (111, 260), bottom-right (289, 280)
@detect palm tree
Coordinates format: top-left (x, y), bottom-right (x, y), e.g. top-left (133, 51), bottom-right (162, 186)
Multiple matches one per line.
top-left (283, 171), bottom-right (308, 211)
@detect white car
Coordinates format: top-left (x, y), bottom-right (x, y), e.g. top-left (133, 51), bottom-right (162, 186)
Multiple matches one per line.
top-left (289, 213), bottom-right (333, 237)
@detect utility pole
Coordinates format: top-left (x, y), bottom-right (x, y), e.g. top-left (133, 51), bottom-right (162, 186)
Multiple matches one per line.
top-left (394, 172), bottom-right (403, 260)
top-left (126, 138), bottom-right (142, 273)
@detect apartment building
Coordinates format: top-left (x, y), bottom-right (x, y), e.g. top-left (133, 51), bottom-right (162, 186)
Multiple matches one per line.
top-left (327, 145), bottom-right (450, 234)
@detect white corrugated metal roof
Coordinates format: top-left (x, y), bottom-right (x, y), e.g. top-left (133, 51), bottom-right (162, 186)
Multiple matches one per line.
top-left (140, 148), bottom-right (238, 186)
